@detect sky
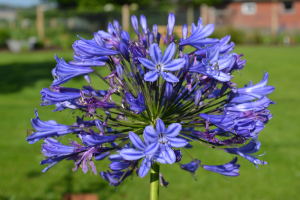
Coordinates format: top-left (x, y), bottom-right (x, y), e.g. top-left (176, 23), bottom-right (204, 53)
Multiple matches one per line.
top-left (0, 0), bottom-right (41, 7)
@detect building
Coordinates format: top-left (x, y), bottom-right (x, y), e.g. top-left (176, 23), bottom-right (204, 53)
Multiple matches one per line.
top-left (214, 0), bottom-right (300, 32)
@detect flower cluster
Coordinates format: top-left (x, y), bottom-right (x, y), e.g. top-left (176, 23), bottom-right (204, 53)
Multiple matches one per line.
top-left (27, 13), bottom-right (275, 187)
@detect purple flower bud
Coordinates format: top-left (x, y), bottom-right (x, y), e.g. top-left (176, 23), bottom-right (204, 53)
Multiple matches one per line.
top-left (152, 24), bottom-right (158, 38)
top-left (109, 161), bottom-right (131, 171)
top-left (84, 74), bottom-right (91, 85)
top-left (113, 20), bottom-right (121, 35)
top-left (131, 15), bottom-right (139, 35)
top-left (140, 14), bottom-right (148, 35)
top-left (95, 152), bottom-right (110, 160)
top-left (167, 13), bottom-right (175, 35)
top-left (182, 24), bottom-right (188, 40)
top-left (165, 82), bottom-right (173, 100)
top-left (116, 64), bottom-right (124, 80)
top-left (174, 149), bottom-right (182, 162)
top-left (181, 159), bottom-right (201, 174)
top-left (182, 53), bottom-right (190, 74)
top-left (121, 30), bottom-right (130, 44)
top-left (118, 41), bottom-right (130, 61)
top-left (95, 119), bottom-right (105, 133)
top-left (195, 89), bottom-right (202, 106)
top-left (149, 33), bottom-right (154, 45)
top-left (107, 22), bottom-right (115, 35)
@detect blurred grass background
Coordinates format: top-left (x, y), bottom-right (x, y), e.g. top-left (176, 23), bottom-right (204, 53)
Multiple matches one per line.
top-left (0, 45), bottom-right (299, 200)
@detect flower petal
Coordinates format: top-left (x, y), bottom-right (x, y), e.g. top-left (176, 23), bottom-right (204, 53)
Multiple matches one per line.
top-left (161, 43), bottom-right (176, 65)
top-left (144, 141), bottom-right (160, 155)
top-left (161, 72), bottom-right (179, 83)
top-left (139, 157), bottom-right (151, 178)
top-left (154, 152), bottom-right (167, 164)
top-left (164, 123), bottom-right (182, 137)
top-left (129, 131), bottom-right (146, 151)
top-left (161, 146), bottom-right (176, 164)
top-left (163, 58), bottom-right (185, 71)
top-left (144, 70), bottom-right (159, 82)
top-left (149, 43), bottom-right (162, 64)
top-left (156, 118), bottom-right (166, 134)
top-left (139, 58), bottom-right (156, 70)
top-left (169, 137), bottom-right (188, 148)
top-left (119, 148), bottom-right (144, 160)
top-left (143, 125), bottom-right (158, 143)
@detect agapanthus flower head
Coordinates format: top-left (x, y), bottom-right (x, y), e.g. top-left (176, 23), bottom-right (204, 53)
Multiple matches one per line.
top-left (27, 12), bottom-right (275, 190)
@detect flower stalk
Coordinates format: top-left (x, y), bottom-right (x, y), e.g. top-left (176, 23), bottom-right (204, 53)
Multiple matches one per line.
top-left (150, 162), bottom-right (160, 200)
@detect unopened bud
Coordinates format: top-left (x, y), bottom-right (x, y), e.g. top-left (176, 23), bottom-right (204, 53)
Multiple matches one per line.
top-left (182, 53), bottom-right (190, 74)
top-left (116, 64), bottom-right (124, 80)
top-left (195, 89), bottom-right (202, 106)
top-left (131, 15), bottom-right (139, 35)
top-left (84, 74), bottom-right (91, 85)
top-left (118, 41), bottom-right (130, 61)
top-left (95, 119), bottom-right (105, 133)
top-left (182, 24), bottom-right (188, 40)
top-left (149, 33), bottom-right (154, 45)
top-left (165, 82), bottom-right (173, 100)
top-left (121, 30), bottom-right (130, 44)
top-left (113, 20), bottom-right (121, 35)
top-left (167, 13), bottom-right (175, 36)
top-left (140, 14), bottom-right (148, 35)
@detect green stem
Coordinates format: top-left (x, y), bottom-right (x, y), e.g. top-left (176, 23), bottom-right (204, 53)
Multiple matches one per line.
top-left (150, 162), bottom-right (160, 200)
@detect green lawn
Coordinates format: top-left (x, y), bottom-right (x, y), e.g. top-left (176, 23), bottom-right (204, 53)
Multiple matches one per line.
top-left (0, 46), bottom-right (299, 200)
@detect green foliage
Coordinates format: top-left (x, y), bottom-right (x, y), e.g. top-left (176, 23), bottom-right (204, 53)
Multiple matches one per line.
top-left (0, 29), bottom-right (10, 48)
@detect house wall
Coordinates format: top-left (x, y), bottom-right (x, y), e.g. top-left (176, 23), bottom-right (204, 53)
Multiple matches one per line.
top-left (226, 1), bottom-right (300, 30)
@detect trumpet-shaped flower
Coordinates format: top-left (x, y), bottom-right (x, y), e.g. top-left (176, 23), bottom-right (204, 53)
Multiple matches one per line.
top-left (138, 43), bottom-right (185, 83)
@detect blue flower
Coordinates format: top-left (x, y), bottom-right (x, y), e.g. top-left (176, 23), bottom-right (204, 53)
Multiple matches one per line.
top-left (73, 36), bottom-right (119, 57)
top-left (179, 18), bottom-right (218, 47)
top-left (79, 129), bottom-right (117, 147)
top-left (40, 88), bottom-right (81, 106)
top-left (125, 92), bottom-right (147, 114)
top-left (200, 104), bottom-right (273, 138)
top-left (180, 159), bottom-right (201, 174)
top-left (225, 137), bottom-right (268, 169)
top-left (203, 157), bottom-right (240, 177)
top-left (27, 109), bottom-right (78, 144)
top-left (52, 55), bottom-right (94, 86)
top-left (119, 131), bottom-right (166, 177)
top-left (143, 119), bottom-right (188, 164)
top-left (40, 138), bottom-right (82, 172)
top-left (195, 35), bottom-right (234, 57)
top-left (138, 43), bottom-right (185, 83)
top-left (189, 46), bottom-right (233, 82)
top-left (231, 72), bottom-right (275, 104)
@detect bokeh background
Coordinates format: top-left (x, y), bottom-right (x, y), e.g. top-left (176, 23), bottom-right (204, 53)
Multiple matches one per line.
top-left (0, 0), bottom-right (299, 200)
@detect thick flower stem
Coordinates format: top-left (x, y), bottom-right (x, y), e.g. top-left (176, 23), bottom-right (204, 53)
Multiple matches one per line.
top-left (150, 162), bottom-right (160, 200)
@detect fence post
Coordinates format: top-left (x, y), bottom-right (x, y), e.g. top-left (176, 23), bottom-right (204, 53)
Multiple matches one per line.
top-left (187, 4), bottom-right (194, 26)
top-left (36, 5), bottom-right (45, 41)
top-left (208, 7), bottom-right (216, 25)
top-left (200, 4), bottom-right (208, 25)
top-left (122, 4), bottom-right (130, 32)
